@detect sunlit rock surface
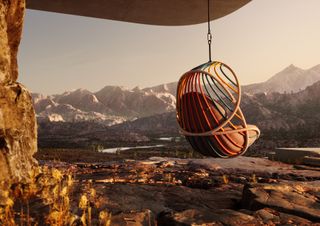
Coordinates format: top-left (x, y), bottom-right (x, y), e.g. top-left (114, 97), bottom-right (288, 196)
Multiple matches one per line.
top-left (0, 0), bottom-right (37, 183)
top-left (0, 84), bottom-right (37, 182)
top-left (36, 156), bottom-right (320, 225)
top-left (242, 181), bottom-right (320, 222)
top-left (0, 0), bottom-right (25, 84)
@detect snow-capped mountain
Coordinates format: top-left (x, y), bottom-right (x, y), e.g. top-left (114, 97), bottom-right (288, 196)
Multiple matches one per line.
top-left (33, 63), bottom-right (320, 126)
top-left (32, 85), bottom-right (176, 125)
top-left (94, 85), bottom-right (175, 117)
top-left (243, 64), bottom-right (320, 94)
top-left (142, 82), bottom-right (177, 96)
top-left (113, 80), bottom-right (320, 136)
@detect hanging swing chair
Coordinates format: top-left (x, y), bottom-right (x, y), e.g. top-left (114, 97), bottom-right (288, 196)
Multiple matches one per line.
top-left (176, 61), bottom-right (260, 158)
top-left (176, 0), bottom-right (260, 158)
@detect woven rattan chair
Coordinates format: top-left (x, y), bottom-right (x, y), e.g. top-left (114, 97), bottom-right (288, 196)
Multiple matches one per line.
top-left (176, 61), bottom-right (260, 158)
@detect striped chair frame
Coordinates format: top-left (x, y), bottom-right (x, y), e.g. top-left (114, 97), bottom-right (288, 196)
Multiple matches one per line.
top-left (176, 61), bottom-right (260, 158)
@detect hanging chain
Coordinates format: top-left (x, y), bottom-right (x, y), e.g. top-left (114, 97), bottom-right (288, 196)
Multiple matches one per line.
top-left (207, 0), bottom-right (212, 62)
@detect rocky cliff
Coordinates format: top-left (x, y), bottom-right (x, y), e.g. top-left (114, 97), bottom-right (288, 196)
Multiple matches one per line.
top-left (0, 0), bottom-right (37, 183)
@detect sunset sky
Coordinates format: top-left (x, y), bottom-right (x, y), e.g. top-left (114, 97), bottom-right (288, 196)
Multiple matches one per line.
top-left (19, 0), bottom-right (320, 94)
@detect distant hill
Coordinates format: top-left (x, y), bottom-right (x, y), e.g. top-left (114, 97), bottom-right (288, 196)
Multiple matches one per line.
top-left (244, 80), bottom-right (320, 134)
top-left (111, 112), bottom-right (179, 136)
top-left (243, 64), bottom-right (320, 94)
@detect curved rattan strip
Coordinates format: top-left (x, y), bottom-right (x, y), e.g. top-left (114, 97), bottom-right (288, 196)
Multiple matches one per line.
top-left (177, 77), bottom-right (188, 129)
top-left (212, 63), bottom-right (239, 95)
top-left (202, 74), bottom-right (227, 118)
top-left (177, 71), bottom-right (233, 157)
top-left (178, 69), bottom-right (241, 136)
top-left (209, 63), bottom-right (236, 103)
top-left (180, 102), bottom-right (260, 156)
top-left (196, 71), bottom-right (237, 155)
top-left (212, 63), bottom-right (238, 102)
top-left (212, 63), bottom-right (247, 131)
top-left (206, 76), bottom-right (234, 112)
top-left (220, 65), bottom-right (238, 87)
top-left (199, 70), bottom-right (238, 156)
top-left (180, 120), bottom-right (260, 136)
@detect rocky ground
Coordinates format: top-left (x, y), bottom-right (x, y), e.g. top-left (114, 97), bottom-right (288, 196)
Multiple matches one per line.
top-left (33, 153), bottom-right (320, 225)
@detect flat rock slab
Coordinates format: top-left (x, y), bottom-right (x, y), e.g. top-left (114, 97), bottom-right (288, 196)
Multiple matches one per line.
top-left (92, 183), bottom-right (242, 215)
top-left (274, 148), bottom-right (320, 164)
top-left (158, 209), bottom-right (260, 226)
top-left (242, 182), bottom-right (320, 222)
top-left (253, 208), bottom-right (312, 225)
top-left (111, 209), bottom-right (156, 226)
top-left (150, 156), bottom-right (320, 179)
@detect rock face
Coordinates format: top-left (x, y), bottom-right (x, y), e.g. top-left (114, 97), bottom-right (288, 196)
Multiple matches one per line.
top-left (0, 0), bottom-right (25, 84)
top-left (0, 0), bottom-right (37, 182)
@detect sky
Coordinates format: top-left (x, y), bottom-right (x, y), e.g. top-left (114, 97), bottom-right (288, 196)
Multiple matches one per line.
top-left (18, 0), bottom-right (320, 94)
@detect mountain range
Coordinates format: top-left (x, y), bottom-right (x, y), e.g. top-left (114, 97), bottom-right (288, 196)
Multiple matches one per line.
top-left (35, 63), bottom-right (320, 151)
top-left (113, 80), bottom-right (320, 133)
top-left (33, 64), bottom-right (320, 131)
top-left (32, 84), bottom-right (176, 125)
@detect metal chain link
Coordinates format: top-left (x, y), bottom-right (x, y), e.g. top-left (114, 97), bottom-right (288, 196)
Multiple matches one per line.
top-left (207, 0), bottom-right (213, 62)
